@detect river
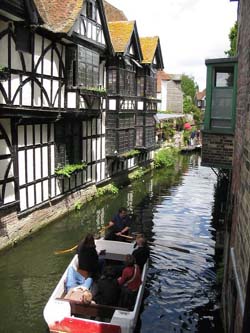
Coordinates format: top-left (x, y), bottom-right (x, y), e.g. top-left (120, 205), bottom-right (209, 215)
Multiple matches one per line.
top-left (0, 153), bottom-right (223, 333)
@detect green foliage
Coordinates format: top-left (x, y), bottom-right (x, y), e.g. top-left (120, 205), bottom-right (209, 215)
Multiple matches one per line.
top-left (154, 148), bottom-right (178, 169)
top-left (120, 149), bottom-right (140, 158)
top-left (74, 201), bottom-right (83, 211)
top-left (183, 96), bottom-right (194, 114)
top-left (128, 167), bottom-right (146, 180)
top-left (192, 106), bottom-right (203, 125)
top-left (225, 21), bottom-right (238, 57)
top-left (55, 162), bottom-right (87, 178)
top-left (183, 130), bottom-right (191, 145)
top-left (96, 183), bottom-right (119, 197)
top-left (162, 121), bottom-right (175, 140)
top-left (181, 74), bottom-right (198, 102)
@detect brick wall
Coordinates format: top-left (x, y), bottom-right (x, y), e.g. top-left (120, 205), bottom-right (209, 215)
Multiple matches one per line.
top-left (223, 0), bottom-right (250, 332)
top-left (0, 184), bottom-right (96, 252)
top-left (201, 132), bottom-right (234, 168)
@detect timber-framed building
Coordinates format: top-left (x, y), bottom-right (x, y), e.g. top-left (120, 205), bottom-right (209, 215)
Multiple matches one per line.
top-left (0, 0), bottom-right (163, 250)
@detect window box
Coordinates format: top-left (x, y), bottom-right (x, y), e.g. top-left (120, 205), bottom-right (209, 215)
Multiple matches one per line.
top-left (79, 87), bottom-right (107, 97)
top-left (55, 163), bottom-right (87, 178)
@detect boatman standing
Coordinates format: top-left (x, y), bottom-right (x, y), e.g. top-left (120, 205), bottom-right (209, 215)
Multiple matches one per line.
top-left (105, 207), bottom-right (131, 241)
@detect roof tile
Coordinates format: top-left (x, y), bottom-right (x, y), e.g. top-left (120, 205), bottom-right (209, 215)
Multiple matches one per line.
top-left (34, 0), bottom-right (84, 33)
top-left (103, 0), bottom-right (127, 22)
top-left (140, 36), bottom-right (159, 64)
top-left (108, 21), bottom-right (135, 53)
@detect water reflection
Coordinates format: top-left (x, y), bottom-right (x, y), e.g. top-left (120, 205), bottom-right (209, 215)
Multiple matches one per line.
top-left (0, 154), bottom-right (221, 333)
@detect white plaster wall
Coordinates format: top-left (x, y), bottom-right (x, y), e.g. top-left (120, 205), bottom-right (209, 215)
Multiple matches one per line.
top-left (34, 34), bottom-right (42, 72)
top-left (22, 77), bottom-right (32, 106)
top-left (34, 81), bottom-right (42, 107)
top-left (28, 185), bottom-right (35, 208)
top-left (4, 182), bottom-right (15, 204)
top-left (109, 99), bottom-right (116, 110)
top-left (67, 92), bottom-right (76, 108)
top-left (35, 148), bottom-right (41, 179)
top-left (18, 150), bottom-right (25, 186)
top-left (36, 182), bottom-right (42, 204)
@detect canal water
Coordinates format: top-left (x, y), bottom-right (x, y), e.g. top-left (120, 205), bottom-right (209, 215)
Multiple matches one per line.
top-left (0, 154), bottom-right (222, 333)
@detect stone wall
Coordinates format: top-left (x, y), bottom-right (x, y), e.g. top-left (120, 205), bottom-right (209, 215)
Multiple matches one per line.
top-left (166, 80), bottom-right (183, 113)
top-left (201, 132), bottom-right (234, 168)
top-left (0, 184), bottom-right (97, 252)
top-left (223, 0), bottom-right (250, 332)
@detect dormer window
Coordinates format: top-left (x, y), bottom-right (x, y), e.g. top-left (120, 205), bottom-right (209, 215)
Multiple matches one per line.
top-left (86, 0), bottom-right (96, 21)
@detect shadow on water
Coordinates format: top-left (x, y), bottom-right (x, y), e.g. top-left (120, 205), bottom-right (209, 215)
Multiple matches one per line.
top-left (0, 153), bottom-right (223, 333)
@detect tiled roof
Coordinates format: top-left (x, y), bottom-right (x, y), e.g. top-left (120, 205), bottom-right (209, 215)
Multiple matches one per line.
top-left (140, 36), bottom-right (159, 64)
top-left (157, 70), bottom-right (171, 92)
top-left (196, 89), bottom-right (206, 100)
top-left (103, 0), bottom-right (127, 22)
top-left (34, 0), bottom-right (84, 33)
top-left (108, 21), bottom-right (135, 53)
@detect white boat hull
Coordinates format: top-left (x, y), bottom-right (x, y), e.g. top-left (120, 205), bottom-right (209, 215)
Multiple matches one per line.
top-left (44, 239), bottom-right (148, 333)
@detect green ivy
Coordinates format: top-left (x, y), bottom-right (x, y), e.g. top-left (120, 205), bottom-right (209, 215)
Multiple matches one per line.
top-left (55, 162), bottom-right (87, 178)
top-left (74, 201), bottom-right (83, 211)
top-left (96, 183), bottom-right (119, 197)
top-left (128, 167), bottom-right (146, 180)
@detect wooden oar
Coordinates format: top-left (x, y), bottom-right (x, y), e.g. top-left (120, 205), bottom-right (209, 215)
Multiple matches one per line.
top-left (54, 225), bottom-right (110, 255)
top-left (54, 244), bottom-right (78, 255)
top-left (119, 234), bottom-right (190, 254)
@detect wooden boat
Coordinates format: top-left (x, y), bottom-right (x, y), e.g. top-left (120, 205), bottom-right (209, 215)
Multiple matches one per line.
top-left (43, 239), bottom-right (148, 333)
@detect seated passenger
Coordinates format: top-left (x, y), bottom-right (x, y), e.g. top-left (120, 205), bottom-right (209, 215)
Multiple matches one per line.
top-left (132, 235), bottom-right (150, 273)
top-left (64, 285), bottom-right (94, 304)
top-left (77, 234), bottom-right (99, 278)
top-left (94, 266), bottom-right (120, 306)
top-left (117, 254), bottom-right (141, 309)
top-left (65, 266), bottom-right (93, 293)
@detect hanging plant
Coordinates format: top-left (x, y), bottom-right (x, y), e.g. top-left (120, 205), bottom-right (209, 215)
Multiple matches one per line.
top-left (120, 149), bottom-right (141, 159)
top-left (79, 86), bottom-right (107, 96)
top-left (55, 162), bottom-right (87, 178)
top-left (0, 66), bottom-right (9, 82)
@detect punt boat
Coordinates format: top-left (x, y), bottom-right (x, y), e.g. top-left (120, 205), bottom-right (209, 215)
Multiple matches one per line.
top-left (43, 239), bottom-right (148, 333)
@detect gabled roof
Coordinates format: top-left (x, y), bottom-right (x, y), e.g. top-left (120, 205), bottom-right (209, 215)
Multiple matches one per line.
top-left (103, 0), bottom-right (127, 22)
top-left (34, 0), bottom-right (83, 33)
top-left (140, 36), bottom-right (164, 69)
top-left (157, 71), bottom-right (183, 92)
top-left (196, 89), bottom-right (206, 100)
top-left (108, 20), bottom-right (142, 60)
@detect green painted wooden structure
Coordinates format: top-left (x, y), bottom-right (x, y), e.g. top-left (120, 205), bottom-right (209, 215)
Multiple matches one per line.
top-left (204, 57), bottom-right (238, 134)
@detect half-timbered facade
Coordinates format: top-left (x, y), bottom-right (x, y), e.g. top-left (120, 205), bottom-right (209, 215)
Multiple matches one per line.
top-left (0, 0), bottom-right (112, 216)
top-left (0, 0), bottom-right (164, 250)
top-left (105, 19), bottom-right (164, 175)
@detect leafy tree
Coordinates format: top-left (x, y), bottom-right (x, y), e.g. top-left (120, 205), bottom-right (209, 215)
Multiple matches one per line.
top-left (181, 74), bottom-right (198, 102)
top-left (225, 21), bottom-right (238, 57)
top-left (183, 96), bottom-right (193, 114)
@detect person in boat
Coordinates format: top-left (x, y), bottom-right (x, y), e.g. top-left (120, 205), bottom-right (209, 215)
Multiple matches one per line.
top-left (65, 265), bottom-right (93, 293)
top-left (65, 234), bottom-right (101, 292)
top-left (93, 266), bottom-right (120, 306)
top-left (105, 207), bottom-right (132, 241)
top-left (132, 235), bottom-right (150, 273)
top-left (64, 285), bottom-right (94, 304)
top-left (117, 254), bottom-right (141, 309)
top-left (77, 233), bottom-right (100, 278)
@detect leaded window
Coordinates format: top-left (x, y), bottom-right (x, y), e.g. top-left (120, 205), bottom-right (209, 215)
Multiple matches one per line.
top-left (66, 45), bottom-right (100, 88)
top-left (107, 69), bottom-right (117, 94)
top-left (55, 120), bottom-right (82, 167)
